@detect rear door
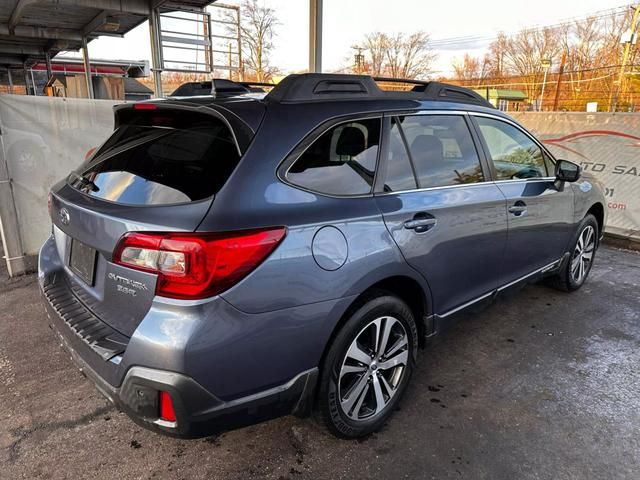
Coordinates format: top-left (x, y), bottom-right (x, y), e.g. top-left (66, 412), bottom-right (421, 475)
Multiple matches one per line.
top-left (49, 104), bottom-right (244, 336)
top-left (375, 112), bottom-right (508, 316)
top-left (470, 114), bottom-right (574, 285)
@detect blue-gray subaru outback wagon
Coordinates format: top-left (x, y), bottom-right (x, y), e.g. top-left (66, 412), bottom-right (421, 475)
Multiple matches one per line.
top-left (39, 73), bottom-right (606, 438)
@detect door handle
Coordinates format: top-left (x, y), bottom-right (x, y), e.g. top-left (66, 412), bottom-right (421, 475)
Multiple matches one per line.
top-left (508, 201), bottom-right (527, 216)
top-left (404, 216), bottom-right (437, 232)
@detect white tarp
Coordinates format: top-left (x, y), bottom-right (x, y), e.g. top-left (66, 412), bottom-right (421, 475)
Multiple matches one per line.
top-left (0, 95), bottom-right (119, 256)
top-left (512, 112), bottom-right (639, 241)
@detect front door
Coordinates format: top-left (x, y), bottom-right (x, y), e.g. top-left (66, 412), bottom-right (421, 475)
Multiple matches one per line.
top-left (471, 114), bottom-right (575, 285)
top-left (375, 113), bottom-right (508, 316)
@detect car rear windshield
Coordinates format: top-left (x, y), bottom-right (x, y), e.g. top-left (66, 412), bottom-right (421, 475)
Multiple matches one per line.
top-left (69, 110), bottom-right (241, 206)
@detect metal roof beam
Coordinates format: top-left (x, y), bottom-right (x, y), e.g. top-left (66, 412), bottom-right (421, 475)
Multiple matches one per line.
top-left (0, 55), bottom-right (29, 65)
top-left (82, 11), bottom-right (125, 37)
top-left (9, 0), bottom-right (152, 33)
top-left (53, 0), bottom-right (152, 16)
top-left (82, 10), bottom-right (108, 36)
top-left (8, 0), bottom-right (39, 33)
top-left (0, 24), bottom-right (83, 41)
top-left (0, 44), bottom-right (45, 55)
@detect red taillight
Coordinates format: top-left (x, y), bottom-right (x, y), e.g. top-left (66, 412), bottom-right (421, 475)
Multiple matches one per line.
top-left (159, 391), bottom-right (176, 422)
top-left (133, 103), bottom-right (158, 110)
top-left (47, 192), bottom-right (52, 216)
top-left (113, 227), bottom-right (286, 300)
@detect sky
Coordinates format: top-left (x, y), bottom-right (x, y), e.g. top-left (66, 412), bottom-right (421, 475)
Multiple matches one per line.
top-left (64, 0), bottom-right (628, 77)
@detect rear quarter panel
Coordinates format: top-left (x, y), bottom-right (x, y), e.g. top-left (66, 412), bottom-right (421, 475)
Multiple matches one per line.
top-left (200, 101), bottom-right (432, 314)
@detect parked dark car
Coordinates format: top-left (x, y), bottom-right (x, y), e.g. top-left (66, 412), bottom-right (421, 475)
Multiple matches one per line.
top-left (40, 73), bottom-right (606, 439)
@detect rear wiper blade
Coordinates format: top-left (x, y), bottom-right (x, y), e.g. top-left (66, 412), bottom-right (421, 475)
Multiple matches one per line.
top-left (69, 171), bottom-right (99, 192)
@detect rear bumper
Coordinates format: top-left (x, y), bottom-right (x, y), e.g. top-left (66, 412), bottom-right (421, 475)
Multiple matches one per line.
top-left (39, 234), bottom-right (321, 438)
top-left (44, 292), bottom-right (317, 437)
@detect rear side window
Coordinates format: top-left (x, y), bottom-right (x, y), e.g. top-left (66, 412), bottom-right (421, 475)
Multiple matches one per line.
top-left (475, 116), bottom-right (548, 179)
top-left (286, 118), bottom-right (381, 196)
top-left (70, 111), bottom-right (240, 205)
top-left (399, 115), bottom-right (484, 188)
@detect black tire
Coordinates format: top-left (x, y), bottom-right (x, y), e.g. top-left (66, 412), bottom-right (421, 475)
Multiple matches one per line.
top-left (547, 214), bottom-right (599, 292)
top-left (317, 292), bottom-right (418, 438)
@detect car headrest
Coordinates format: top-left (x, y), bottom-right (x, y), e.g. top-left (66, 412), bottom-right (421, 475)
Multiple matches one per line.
top-left (410, 135), bottom-right (444, 161)
top-left (336, 126), bottom-right (366, 157)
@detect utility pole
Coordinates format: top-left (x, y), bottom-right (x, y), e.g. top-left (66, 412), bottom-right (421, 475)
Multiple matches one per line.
top-left (611, 3), bottom-right (640, 112)
top-left (539, 58), bottom-right (552, 111)
top-left (352, 46), bottom-right (365, 74)
top-left (552, 51), bottom-right (566, 111)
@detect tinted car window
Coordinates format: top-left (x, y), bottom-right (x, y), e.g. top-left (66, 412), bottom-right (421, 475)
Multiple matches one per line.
top-left (286, 118), bottom-right (381, 196)
top-left (399, 115), bottom-right (484, 188)
top-left (382, 118), bottom-right (417, 192)
top-left (70, 115), bottom-right (240, 205)
top-left (475, 116), bottom-right (548, 179)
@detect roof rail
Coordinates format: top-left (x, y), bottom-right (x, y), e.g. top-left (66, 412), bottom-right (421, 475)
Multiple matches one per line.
top-left (372, 76), bottom-right (430, 87)
top-left (265, 73), bottom-right (494, 108)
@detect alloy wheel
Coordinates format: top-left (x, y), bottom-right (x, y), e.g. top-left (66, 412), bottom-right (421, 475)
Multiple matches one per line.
top-left (338, 316), bottom-right (409, 421)
top-left (571, 225), bottom-right (595, 284)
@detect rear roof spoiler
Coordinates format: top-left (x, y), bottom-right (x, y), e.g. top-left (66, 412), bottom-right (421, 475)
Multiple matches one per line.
top-left (265, 73), bottom-right (494, 108)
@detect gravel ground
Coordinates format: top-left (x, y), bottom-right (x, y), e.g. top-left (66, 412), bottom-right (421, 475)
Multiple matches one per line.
top-left (1, 245), bottom-right (639, 480)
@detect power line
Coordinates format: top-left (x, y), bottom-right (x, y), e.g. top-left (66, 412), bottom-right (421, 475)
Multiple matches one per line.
top-left (428, 4), bottom-right (631, 48)
top-left (469, 72), bottom-right (615, 89)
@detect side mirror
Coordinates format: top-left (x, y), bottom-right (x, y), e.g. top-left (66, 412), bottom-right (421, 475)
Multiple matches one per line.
top-left (555, 159), bottom-right (581, 182)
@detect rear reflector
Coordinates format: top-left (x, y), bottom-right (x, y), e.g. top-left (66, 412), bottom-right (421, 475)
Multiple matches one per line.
top-left (159, 391), bottom-right (176, 422)
top-left (113, 227), bottom-right (286, 300)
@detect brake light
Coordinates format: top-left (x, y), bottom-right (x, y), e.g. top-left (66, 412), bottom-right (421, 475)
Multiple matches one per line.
top-left (113, 228), bottom-right (286, 299)
top-left (133, 103), bottom-right (158, 110)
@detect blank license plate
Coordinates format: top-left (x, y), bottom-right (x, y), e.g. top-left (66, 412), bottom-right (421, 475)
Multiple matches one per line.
top-left (69, 239), bottom-right (97, 286)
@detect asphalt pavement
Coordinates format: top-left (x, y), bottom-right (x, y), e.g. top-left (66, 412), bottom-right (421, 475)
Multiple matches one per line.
top-left (1, 245), bottom-right (639, 480)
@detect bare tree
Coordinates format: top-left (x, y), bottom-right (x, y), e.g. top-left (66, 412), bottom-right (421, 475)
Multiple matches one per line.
top-left (356, 31), bottom-right (434, 79)
top-left (563, 17), bottom-right (603, 102)
top-left (452, 53), bottom-right (491, 85)
top-left (363, 32), bottom-right (387, 76)
top-left (385, 32), bottom-right (435, 79)
top-left (485, 32), bottom-right (509, 79)
top-left (502, 27), bottom-right (564, 100)
top-left (230, 0), bottom-right (279, 82)
top-left (446, 9), bottom-right (640, 111)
